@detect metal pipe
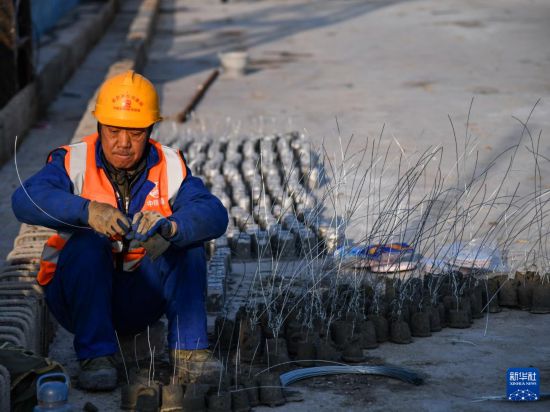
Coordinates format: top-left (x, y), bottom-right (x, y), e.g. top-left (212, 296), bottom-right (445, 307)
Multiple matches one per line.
top-left (176, 69), bottom-right (220, 122)
top-left (279, 365), bottom-right (424, 387)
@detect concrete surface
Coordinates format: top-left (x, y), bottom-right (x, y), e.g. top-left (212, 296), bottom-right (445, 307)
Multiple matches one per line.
top-left (150, 0), bottom-right (550, 152)
top-left (254, 309), bottom-right (550, 412)
top-left (148, 0), bottom-right (550, 242)
top-left (145, 1), bottom-right (549, 410)
top-left (1, 0), bottom-right (549, 410)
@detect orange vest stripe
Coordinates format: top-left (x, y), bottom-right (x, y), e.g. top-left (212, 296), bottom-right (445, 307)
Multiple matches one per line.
top-left (47, 234), bottom-right (67, 250)
top-left (78, 135), bottom-right (118, 207)
top-left (37, 233), bottom-right (69, 285)
top-left (37, 261), bottom-right (57, 286)
top-left (37, 133), bottom-right (186, 285)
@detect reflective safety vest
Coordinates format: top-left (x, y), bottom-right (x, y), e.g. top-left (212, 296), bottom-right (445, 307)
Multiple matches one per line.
top-left (37, 133), bottom-right (187, 286)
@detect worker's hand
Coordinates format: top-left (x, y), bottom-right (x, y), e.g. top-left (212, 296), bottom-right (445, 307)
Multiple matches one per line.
top-left (87, 201), bottom-right (130, 237)
top-left (128, 211), bottom-right (177, 242)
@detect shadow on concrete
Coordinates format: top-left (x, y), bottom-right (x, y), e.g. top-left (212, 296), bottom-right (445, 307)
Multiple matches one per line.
top-left (147, 0), bottom-right (408, 100)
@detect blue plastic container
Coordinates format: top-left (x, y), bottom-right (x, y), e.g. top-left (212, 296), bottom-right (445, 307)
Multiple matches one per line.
top-left (33, 372), bottom-right (73, 411)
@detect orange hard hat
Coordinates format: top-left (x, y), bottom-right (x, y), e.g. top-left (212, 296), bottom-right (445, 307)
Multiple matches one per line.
top-left (93, 70), bottom-right (162, 128)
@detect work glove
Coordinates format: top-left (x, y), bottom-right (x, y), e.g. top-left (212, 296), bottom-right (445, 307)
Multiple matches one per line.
top-left (87, 201), bottom-right (130, 237)
top-left (128, 211), bottom-right (177, 242)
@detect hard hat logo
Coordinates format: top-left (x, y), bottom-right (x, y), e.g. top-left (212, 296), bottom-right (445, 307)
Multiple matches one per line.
top-left (93, 70), bottom-right (161, 128)
top-left (123, 99), bottom-right (132, 110)
top-left (111, 94), bottom-right (145, 111)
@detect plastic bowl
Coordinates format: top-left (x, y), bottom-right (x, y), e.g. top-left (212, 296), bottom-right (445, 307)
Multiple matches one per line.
top-left (218, 51), bottom-right (249, 74)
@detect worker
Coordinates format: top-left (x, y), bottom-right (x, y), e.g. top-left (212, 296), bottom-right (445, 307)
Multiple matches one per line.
top-left (11, 70), bottom-right (229, 391)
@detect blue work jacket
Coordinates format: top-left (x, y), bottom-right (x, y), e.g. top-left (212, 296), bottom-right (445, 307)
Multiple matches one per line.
top-left (11, 138), bottom-right (228, 249)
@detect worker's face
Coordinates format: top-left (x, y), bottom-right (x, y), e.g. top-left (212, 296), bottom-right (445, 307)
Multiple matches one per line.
top-left (100, 124), bottom-right (149, 170)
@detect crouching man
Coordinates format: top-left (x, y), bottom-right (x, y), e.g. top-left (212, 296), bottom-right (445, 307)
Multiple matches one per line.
top-left (12, 70), bottom-right (228, 390)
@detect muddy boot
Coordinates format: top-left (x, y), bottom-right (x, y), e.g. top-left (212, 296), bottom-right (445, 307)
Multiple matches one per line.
top-left (78, 356), bottom-right (117, 391)
top-left (172, 349), bottom-right (224, 385)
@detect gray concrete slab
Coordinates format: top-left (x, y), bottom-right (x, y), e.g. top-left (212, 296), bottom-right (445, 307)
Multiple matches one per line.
top-left (1, 0), bottom-right (548, 410)
top-left (141, 1), bottom-right (550, 410)
top-left (254, 309), bottom-right (550, 411)
top-left (149, 0), bottom-right (550, 152)
top-left (146, 0), bottom-right (550, 244)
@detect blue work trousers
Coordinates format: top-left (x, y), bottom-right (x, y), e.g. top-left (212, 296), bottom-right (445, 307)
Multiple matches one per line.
top-left (44, 230), bottom-right (208, 360)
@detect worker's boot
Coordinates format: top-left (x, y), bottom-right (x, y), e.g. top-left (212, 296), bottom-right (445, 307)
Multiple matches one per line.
top-left (171, 349), bottom-right (224, 386)
top-left (78, 355), bottom-right (118, 391)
